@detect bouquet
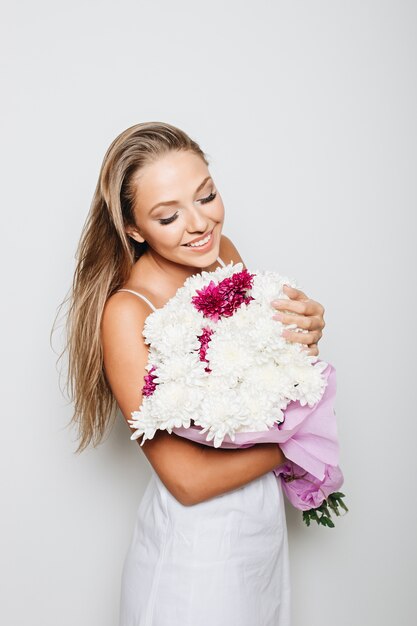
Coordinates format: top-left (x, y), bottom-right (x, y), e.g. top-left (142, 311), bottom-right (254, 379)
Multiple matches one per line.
top-left (128, 261), bottom-right (348, 527)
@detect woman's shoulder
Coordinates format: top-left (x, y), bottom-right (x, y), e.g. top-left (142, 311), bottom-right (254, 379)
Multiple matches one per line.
top-left (102, 286), bottom-right (152, 343)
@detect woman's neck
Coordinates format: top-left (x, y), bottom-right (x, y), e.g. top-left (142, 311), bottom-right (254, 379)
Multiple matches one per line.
top-left (124, 249), bottom-right (221, 304)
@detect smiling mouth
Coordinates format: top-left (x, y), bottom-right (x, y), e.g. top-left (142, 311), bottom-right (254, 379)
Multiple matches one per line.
top-left (182, 228), bottom-right (214, 247)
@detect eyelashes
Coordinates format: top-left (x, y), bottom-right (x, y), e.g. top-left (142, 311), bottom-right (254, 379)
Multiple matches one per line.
top-left (158, 191), bottom-right (217, 225)
top-left (158, 215), bottom-right (178, 225)
top-left (200, 191), bottom-right (217, 205)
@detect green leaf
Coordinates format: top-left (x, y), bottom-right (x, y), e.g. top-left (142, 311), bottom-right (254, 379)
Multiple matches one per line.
top-left (334, 493), bottom-right (349, 512)
top-left (303, 494), bottom-right (349, 527)
top-left (322, 503), bottom-right (331, 518)
top-left (339, 499), bottom-right (349, 513)
top-left (310, 510), bottom-right (320, 524)
top-left (328, 499), bottom-right (340, 516)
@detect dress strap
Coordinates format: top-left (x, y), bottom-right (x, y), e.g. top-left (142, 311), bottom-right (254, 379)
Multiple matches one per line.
top-left (115, 289), bottom-right (157, 311)
top-left (216, 255), bottom-right (226, 267)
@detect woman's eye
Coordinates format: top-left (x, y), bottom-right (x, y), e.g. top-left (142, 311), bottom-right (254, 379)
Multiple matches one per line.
top-left (200, 191), bottom-right (217, 204)
top-left (157, 191), bottom-right (216, 225)
top-left (158, 212), bottom-right (179, 225)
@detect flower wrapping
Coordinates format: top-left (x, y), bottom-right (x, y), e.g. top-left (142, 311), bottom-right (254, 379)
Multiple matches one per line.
top-left (274, 461), bottom-right (344, 512)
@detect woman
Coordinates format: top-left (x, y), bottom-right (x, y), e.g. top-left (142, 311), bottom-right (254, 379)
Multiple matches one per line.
top-left (64, 122), bottom-right (325, 625)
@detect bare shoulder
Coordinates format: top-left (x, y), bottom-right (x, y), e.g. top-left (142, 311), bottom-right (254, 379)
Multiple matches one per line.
top-left (101, 290), bottom-right (153, 341)
top-left (219, 233), bottom-right (246, 268)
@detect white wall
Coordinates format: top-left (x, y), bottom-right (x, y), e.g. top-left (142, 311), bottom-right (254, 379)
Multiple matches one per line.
top-left (1, 1), bottom-right (416, 624)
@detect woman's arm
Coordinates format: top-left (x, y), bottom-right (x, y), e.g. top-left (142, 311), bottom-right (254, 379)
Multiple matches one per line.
top-left (140, 430), bottom-right (284, 506)
top-left (101, 293), bottom-right (286, 507)
top-left (220, 234), bottom-right (326, 357)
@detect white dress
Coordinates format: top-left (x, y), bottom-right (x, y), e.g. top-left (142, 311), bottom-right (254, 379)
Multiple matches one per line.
top-left (117, 256), bottom-right (292, 626)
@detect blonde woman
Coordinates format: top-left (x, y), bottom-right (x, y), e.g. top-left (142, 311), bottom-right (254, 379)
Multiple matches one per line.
top-left (63, 122), bottom-right (326, 625)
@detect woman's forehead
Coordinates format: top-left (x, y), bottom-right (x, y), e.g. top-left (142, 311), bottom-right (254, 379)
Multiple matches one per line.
top-left (133, 151), bottom-right (210, 209)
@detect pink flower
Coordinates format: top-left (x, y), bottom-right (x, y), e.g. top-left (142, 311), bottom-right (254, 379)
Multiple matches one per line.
top-left (141, 365), bottom-right (158, 397)
top-left (197, 326), bottom-right (214, 373)
top-left (191, 269), bottom-right (255, 321)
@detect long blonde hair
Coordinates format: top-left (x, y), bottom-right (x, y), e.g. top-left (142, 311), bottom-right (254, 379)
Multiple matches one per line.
top-left (54, 122), bottom-right (208, 453)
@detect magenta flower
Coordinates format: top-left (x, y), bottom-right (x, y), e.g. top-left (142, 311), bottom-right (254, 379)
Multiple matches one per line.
top-left (197, 326), bottom-right (214, 372)
top-left (191, 269), bottom-right (255, 321)
top-left (141, 365), bottom-right (158, 397)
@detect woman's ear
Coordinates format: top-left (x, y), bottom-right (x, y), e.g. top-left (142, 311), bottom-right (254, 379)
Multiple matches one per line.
top-left (125, 226), bottom-right (146, 244)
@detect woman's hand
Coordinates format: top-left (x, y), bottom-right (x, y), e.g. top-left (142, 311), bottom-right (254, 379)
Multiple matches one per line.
top-left (218, 234), bottom-right (325, 357)
top-left (271, 285), bottom-right (325, 357)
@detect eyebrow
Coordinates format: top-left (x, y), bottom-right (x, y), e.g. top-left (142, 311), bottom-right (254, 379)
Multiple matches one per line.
top-left (149, 176), bottom-right (212, 214)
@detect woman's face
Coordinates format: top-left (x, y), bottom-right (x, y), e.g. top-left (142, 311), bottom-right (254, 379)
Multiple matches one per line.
top-left (126, 150), bottom-right (225, 268)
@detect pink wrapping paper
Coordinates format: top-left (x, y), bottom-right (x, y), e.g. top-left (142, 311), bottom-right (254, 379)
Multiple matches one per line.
top-left (273, 461), bottom-right (344, 511)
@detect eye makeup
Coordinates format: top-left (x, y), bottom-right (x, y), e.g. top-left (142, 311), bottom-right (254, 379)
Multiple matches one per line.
top-left (158, 212), bottom-right (179, 225)
top-left (157, 190), bottom-right (217, 225)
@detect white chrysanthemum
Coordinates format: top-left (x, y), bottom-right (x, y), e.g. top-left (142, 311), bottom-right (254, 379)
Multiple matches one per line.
top-left (285, 360), bottom-right (329, 406)
top-left (217, 301), bottom-right (258, 332)
top-left (128, 405), bottom-right (159, 443)
top-left (152, 352), bottom-right (209, 386)
top-left (201, 373), bottom-right (230, 394)
top-left (274, 341), bottom-right (318, 368)
top-left (246, 313), bottom-right (288, 355)
top-left (145, 349), bottom-right (164, 369)
top-left (272, 341), bottom-right (306, 364)
top-left (193, 386), bottom-right (252, 447)
top-left (238, 383), bottom-right (285, 428)
top-left (243, 360), bottom-right (285, 389)
top-left (205, 333), bottom-right (253, 384)
top-left (144, 381), bottom-right (204, 430)
top-left (250, 270), bottom-right (299, 308)
top-left (143, 306), bottom-right (203, 353)
top-left (128, 382), bottom-right (204, 444)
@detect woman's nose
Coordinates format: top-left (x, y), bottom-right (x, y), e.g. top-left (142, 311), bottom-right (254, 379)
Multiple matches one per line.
top-left (186, 204), bottom-right (209, 232)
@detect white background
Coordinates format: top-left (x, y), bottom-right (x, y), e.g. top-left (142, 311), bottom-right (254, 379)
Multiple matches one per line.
top-left (1, 1), bottom-right (416, 624)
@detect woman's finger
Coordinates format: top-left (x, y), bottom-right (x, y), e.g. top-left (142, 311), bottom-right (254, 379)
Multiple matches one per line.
top-left (271, 296), bottom-right (323, 318)
top-left (305, 343), bottom-right (319, 357)
top-left (282, 285), bottom-right (323, 312)
top-left (296, 341), bottom-right (320, 357)
top-left (282, 284), bottom-right (309, 300)
top-left (272, 310), bottom-right (324, 332)
top-left (281, 328), bottom-right (323, 345)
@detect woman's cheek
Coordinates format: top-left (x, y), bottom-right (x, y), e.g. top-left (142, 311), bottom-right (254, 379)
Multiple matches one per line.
top-left (213, 199), bottom-right (225, 224)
